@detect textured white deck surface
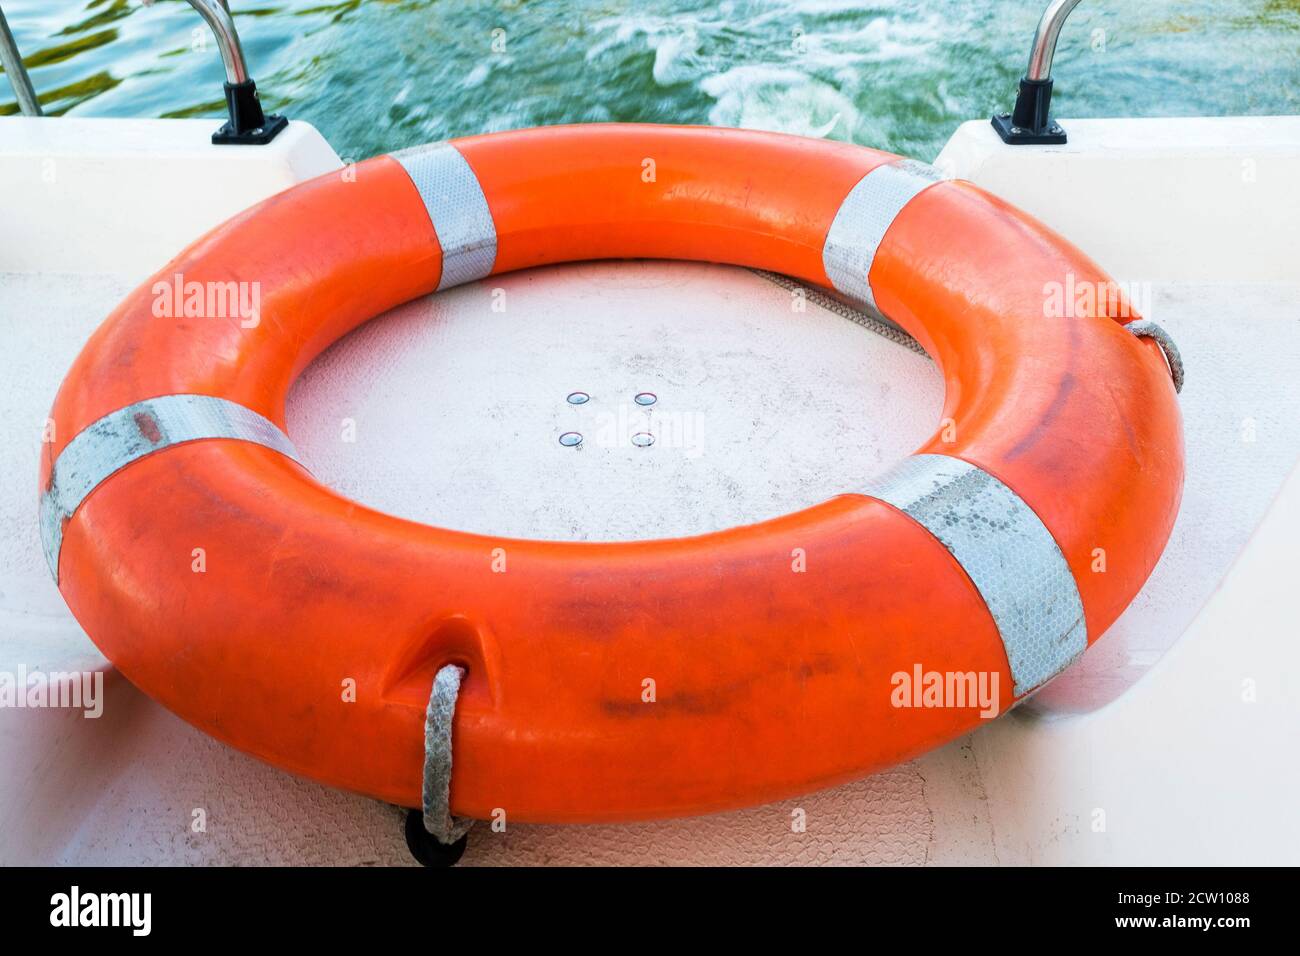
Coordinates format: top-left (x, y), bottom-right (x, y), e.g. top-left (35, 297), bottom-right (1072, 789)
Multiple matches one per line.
top-left (3, 260), bottom-right (1298, 865)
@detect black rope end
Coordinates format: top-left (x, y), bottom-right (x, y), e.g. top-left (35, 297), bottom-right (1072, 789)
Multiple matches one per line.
top-left (404, 808), bottom-right (469, 867)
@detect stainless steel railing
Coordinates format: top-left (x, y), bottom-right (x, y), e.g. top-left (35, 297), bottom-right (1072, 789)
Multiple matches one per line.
top-left (0, 3), bottom-right (40, 116)
top-left (0, 0), bottom-right (285, 143)
top-left (167, 1), bottom-right (251, 85)
top-left (1026, 0), bottom-right (1085, 82)
top-left (993, 0), bottom-right (1085, 144)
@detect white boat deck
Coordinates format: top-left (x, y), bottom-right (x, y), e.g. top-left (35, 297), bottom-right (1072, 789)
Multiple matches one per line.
top-left (2, 117), bottom-right (1298, 865)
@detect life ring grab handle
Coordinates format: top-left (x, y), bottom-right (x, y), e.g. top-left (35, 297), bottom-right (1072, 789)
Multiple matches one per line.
top-left (1126, 319), bottom-right (1185, 394)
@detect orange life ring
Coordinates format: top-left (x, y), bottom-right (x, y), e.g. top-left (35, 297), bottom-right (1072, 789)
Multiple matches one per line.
top-left (39, 124), bottom-right (1183, 829)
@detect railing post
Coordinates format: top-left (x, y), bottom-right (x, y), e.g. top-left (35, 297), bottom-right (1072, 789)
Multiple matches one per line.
top-left (992, 0), bottom-right (1084, 145)
top-left (0, 4), bottom-right (42, 116)
top-left (153, 0), bottom-right (288, 144)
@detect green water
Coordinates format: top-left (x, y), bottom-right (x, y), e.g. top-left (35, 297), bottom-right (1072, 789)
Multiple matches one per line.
top-left (4, 1), bottom-right (1298, 161)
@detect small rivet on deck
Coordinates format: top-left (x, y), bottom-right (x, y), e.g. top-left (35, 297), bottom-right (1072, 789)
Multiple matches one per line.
top-left (633, 392), bottom-right (657, 407)
top-left (559, 432), bottom-right (583, 447)
top-left (566, 391), bottom-right (590, 405)
top-left (631, 432), bottom-right (655, 448)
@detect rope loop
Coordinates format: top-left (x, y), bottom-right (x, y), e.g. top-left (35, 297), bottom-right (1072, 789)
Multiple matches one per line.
top-left (422, 664), bottom-right (476, 845)
top-left (1125, 319), bottom-right (1184, 394)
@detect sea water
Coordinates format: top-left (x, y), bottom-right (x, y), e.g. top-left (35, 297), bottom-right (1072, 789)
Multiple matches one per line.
top-left (5, 0), bottom-right (1298, 161)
